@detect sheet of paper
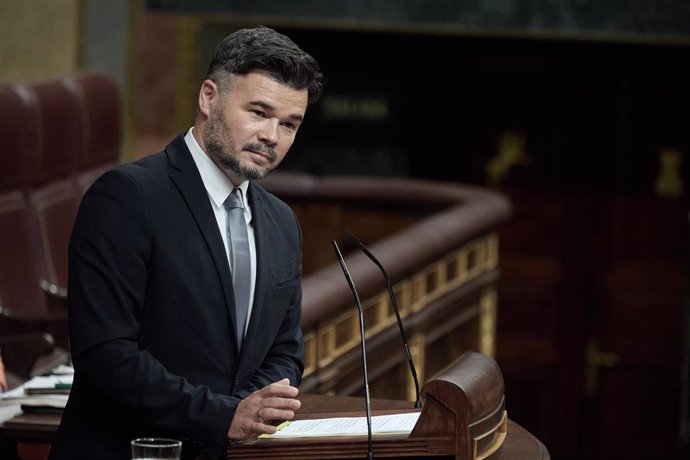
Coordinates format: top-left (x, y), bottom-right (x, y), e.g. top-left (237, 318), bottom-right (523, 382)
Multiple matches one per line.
top-left (0, 404), bottom-right (23, 424)
top-left (0, 392), bottom-right (69, 409)
top-left (261, 412), bottom-right (421, 438)
top-left (0, 375), bottom-right (72, 408)
top-left (23, 375), bottom-right (73, 392)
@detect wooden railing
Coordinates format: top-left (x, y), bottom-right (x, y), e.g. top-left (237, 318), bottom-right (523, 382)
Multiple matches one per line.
top-left (258, 173), bottom-right (512, 401)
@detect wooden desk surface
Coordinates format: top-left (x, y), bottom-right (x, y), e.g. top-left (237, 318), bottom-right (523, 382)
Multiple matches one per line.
top-left (300, 393), bottom-right (550, 460)
top-left (0, 394), bottom-right (549, 460)
top-left (229, 394), bottom-right (549, 460)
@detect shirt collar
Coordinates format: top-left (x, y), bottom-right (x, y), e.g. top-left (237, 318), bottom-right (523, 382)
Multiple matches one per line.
top-left (184, 128), bottom-right (251, 212)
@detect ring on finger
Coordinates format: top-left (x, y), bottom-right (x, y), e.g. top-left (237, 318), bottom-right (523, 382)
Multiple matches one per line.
top-left (257, 408), bottom-right (264, 423)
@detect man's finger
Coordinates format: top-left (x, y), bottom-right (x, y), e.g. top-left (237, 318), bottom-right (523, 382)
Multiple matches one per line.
top-left (262, 396), bottom-right (301, 411)
top-left (255, 421), bottom-right (278, 435)
top-left (261, 381), bottom-right (299, 398)
top-left (259, 407), bottom-right (296, 422)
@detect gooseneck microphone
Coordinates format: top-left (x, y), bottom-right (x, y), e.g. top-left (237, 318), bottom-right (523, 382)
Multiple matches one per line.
top-left (344, 228), bottom-right (422, 409)
top-left (332, 240), bottom-right (374, 460)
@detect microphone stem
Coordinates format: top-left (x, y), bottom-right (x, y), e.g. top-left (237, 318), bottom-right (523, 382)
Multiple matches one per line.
top-left (386, 280), bottom-right (422, 409)
top-left (358, 308), bottom-right (374, 459)
top-left (333, 241), bottom-right (375, 460)
top-left (403, 343), bottom-right (422, 409)
top-left (345, 228), bottom-right (422, 409)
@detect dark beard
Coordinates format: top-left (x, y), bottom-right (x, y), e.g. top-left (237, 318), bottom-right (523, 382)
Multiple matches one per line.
top-left (207, 141), bottom-right (269, 181)
top-left (204, 104), bottom-right (275, 181)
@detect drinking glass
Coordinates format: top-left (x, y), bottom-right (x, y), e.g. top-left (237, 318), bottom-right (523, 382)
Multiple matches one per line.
top-left (131, 437), bottom-right (182, 460)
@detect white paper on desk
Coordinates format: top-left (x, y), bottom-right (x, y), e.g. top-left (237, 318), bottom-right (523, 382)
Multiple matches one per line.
top-left (262, 412), bottom-right (421, 438)
top-left (0, 392), bottom-right (68, 409)
top-left (0, 375), bottom-right (71, 408)
top-left (0, 404), bottom-right (23, 424)
top-left (23, 375), bottom-right (73, 391)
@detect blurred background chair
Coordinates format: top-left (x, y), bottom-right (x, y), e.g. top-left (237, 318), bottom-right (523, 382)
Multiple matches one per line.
top-left (0, 71), bottom-right (122, 383)
top-left (0, 82), bottom-right (71, 383)
top-left (30, 72), bottom-right (123, 303)
top-left (64, 71), bottom-right (122, 195)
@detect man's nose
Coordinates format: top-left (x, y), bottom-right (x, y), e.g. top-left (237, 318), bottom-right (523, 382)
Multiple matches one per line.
top-left (258, 119), bottom-right (279, 146)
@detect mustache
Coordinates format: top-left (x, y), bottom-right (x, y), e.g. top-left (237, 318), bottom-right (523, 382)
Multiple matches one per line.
top-left (243, 143), bottom-right (276, 161)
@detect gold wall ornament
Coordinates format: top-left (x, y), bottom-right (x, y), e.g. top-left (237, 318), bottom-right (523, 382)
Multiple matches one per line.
top-left (485, 130), bottom-right (531, 186)
top-left (585, 338), bottom-right (620, 396)
top-left (480, 288), bottom-right (497, 358)
top-left (655, 147), bottom-right (684, 197)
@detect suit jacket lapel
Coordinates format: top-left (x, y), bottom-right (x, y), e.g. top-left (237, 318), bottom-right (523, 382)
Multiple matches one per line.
top-left (165, 135), bottom-right (239, 347)
top-left (240, 184), bottom-right (269, 360)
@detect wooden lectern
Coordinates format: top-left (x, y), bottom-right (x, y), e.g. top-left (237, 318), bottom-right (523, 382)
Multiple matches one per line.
top-left (227, 352), bottom-right (547, 459)
top-left (0, 353), bottom-right (546, 460)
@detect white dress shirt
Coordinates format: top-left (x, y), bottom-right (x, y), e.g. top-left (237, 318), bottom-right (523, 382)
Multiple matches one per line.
top-left (185, 128), bottom-right (256, 335)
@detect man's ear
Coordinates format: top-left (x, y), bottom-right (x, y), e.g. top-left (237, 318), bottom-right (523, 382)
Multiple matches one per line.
top-left (198, 79), bottom-right (218, 118)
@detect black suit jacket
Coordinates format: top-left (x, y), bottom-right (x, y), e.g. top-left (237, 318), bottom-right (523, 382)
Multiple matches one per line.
top-left (50, 135), bottom-right (304, 460)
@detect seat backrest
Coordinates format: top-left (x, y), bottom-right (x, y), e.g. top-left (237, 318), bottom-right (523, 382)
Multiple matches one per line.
top-left (24, 79), bottom-right (82, 289)
top-left (27, 181), bottom-right (80, 289)
top-left (25, 78), bottom-right (81, 187)
top-left (64, 71), bottom-right (122, 193)
top-left (0, 84), bottom-right (36, 191)
top-left (0, 84), bottom-right (48, 319)
top-left (0, 72), bottom-right (122, 313)
top-left (0, 190), bottom-right (47, 319)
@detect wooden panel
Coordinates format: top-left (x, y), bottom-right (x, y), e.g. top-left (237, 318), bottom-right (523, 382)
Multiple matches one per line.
top-left (300, 237), bottom-right (499, 402)
top-left (294, 202), bottom-right (418, 276)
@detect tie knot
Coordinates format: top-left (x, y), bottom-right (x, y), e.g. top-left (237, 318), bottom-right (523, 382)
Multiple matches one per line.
top-left (225, 188), bottom-right (243, 210)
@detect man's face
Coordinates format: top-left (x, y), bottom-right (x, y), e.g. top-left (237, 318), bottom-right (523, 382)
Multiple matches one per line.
top-left (202, 72), bottom-right (308, 182)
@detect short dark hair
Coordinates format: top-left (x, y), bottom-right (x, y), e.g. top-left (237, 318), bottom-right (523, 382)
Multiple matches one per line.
top-left (206, 26), bottom-right (324, 104)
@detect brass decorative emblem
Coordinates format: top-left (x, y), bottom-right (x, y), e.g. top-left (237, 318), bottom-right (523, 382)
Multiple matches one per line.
top-left (655, 147), bottom-right (683, 197)
top-left (485, 130), bottom-right (530, 186)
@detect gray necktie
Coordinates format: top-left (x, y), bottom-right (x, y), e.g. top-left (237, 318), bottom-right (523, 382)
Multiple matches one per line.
top-left (225, 188), bottom-right (250, 349)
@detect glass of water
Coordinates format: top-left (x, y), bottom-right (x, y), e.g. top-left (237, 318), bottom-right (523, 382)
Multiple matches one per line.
top-left (131, 438), bottom-right (182, 460)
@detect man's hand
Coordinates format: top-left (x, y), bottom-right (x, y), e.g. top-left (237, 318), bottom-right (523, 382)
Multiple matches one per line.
top-left (228, 378), bottom-right (301, 440)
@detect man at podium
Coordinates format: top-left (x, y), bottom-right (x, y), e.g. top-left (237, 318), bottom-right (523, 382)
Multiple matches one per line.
top-left (49, 27), bottom-right (323, 460)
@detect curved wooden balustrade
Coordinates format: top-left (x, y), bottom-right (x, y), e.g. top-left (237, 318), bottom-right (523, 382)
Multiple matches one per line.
top-left (258, 172), bottom-right (512, 401)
